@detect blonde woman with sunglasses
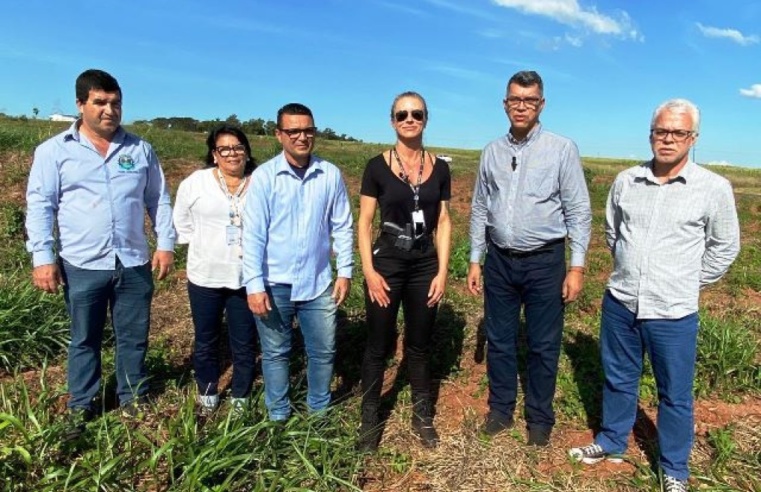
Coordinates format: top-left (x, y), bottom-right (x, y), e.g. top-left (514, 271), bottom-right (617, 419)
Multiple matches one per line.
top-left (356, 91), bottom-right (452, 452)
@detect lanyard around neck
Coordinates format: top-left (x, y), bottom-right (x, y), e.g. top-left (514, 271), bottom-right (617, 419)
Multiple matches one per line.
top-left (216, 169), bottom-right (248, 226)
top-left (392, 147), bottom-right (425, 211)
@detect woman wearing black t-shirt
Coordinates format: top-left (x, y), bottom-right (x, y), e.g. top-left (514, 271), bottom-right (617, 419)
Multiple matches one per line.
top-left (357, 91), bottom-right (452, 451)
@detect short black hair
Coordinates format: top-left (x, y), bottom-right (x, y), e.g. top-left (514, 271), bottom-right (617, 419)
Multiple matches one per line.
top-left (276, 103), bottom-right (314, 128)
top-left (507, 70), bottom-right (544, 95)
top-left (75, 69), bottom-right (121, 103)
top-left (205, 125), bottom-right (256, 175)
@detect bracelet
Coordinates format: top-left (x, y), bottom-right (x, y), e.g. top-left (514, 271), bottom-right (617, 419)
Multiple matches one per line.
top-left (568, 267), bottom-right (585, 274)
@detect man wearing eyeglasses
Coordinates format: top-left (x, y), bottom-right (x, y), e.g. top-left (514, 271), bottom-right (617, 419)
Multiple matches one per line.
top-left (569, 99), bottom-right (739, 492)
top-left (25, 69), bottom-right (176, 437)
top-left (242, 102), bottom-right (354, 422)
top-left (467, 70), bottom-right (591, 446)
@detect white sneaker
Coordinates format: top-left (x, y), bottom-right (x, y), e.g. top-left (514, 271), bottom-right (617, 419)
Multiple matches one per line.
top-left (229, 397), bottom-right (248, 416)
top-left (198, 394), bottom-right (219, 415)
top-left (568, 443), bottom-right (623, 464)
top-left (663, 475), bottom-right (688, 492)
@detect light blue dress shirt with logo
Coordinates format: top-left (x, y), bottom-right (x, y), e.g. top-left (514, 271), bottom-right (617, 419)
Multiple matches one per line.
top-left (242, 152), bottom-right (354, 302)
top-left (25, 122), bottom-right (176, 269)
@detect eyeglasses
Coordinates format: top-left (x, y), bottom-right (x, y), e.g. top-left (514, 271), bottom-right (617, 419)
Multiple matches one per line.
top-left (394, 110), bottom-right (425, 122)
top-left (279, 127), bottom-right (317, 139)
top-left (214, 144), bottom-right (246, 157)
top-left (505, 96), bottom-right (543, 109)
top-left (650, 128), bottom-right (695, 142)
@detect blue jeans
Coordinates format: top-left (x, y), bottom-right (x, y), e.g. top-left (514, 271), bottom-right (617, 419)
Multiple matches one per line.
top-left (187, 282), bottom-right (257, 399)
top-left (595, 291), bottom-right (698, 481)
top-left (254, 284), bottom-right (337, 420)
top-left (483, 239), bottom-right (566, 429)
top-left (61, 258), bottom-right (154, 410)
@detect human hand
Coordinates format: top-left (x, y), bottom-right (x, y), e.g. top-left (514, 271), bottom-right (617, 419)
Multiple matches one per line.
top-left (427, 273), bottom-right (447, 307)
top-left (562, 269), bottom-right (585, 303)
top-left (331, 277), bottom-right (351, 306)
top-left (32, 264), bottom-right (64, 294)
top-left (151, 250), bottom-right (174, 280)
top-left (247, 291), bottom-right (272, 317)
top-left (466, 263), bottom-right (482, 296)
top-left (364, 270), bottom-right (391, 307)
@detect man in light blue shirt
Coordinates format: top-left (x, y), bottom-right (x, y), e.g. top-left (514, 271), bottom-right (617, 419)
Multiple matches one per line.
top-left (25, 69), bottom-right (175, 436)
top-left (243, 102), bottom-right (354, 421)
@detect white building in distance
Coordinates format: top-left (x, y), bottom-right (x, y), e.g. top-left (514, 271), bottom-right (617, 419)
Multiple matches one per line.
top-left (49, 113), bottom-right (77, 122)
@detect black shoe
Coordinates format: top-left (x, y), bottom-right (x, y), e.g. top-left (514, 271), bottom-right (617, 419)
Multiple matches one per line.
top-left (412, 417), bottom-right (440, 448)
top-left (64, 407), bottom-right (94, 443)
top-left (411, 400), bottom-right (440, 448)
top-left (527, 425), bottom-right (552, 447)
top-left (357, 419), bottom-right (383, 453)
top-left (482, 411), bottom-right (514, 436)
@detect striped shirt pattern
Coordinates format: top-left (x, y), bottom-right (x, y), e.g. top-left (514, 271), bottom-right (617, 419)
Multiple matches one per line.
top-left (469, 124), bottom-right (592, 267)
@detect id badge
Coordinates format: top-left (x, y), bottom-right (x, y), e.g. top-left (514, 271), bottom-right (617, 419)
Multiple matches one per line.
top-left (226, 225), bottom-right (241, 246)
top-left (411, 210), bottom-right (425, 237)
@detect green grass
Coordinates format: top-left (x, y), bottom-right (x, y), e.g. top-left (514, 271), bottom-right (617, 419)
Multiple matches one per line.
top-left (0, 274), bottom-right (69, 372)
top-left (0, 369), bottom-right (365, 491)
top-left (2, 119), bottom-right (760, 491)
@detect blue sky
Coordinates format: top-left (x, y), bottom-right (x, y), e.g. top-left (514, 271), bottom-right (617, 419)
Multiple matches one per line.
top-left (2, 0), bottom-right (760, 167)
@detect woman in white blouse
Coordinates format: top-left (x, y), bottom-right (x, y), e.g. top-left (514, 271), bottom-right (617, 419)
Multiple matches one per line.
top-left (173, 125), bottom-right (257, 415)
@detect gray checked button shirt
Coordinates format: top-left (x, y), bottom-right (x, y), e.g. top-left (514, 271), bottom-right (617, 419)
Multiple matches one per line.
top-left (606, 161), bottom-right (740, 319)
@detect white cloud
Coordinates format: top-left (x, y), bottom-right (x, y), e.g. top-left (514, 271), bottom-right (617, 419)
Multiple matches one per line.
top-left (739, 84), bottom-right (761, 98)
top-left (565, 33), bottom-right (583, 47)
top-left (696, 23), bottom-right (759, 46)
top-left (492, 0), bottom-right (641, 40)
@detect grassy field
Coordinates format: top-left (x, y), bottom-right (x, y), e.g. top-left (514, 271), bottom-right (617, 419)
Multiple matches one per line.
top-left (1, 118), bottom-right (759, 491)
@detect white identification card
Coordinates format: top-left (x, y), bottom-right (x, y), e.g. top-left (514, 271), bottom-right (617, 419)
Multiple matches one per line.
top-left (412, 210), bottom-right (425, 227)
top-left (226, 225), bottom-right (241, 246)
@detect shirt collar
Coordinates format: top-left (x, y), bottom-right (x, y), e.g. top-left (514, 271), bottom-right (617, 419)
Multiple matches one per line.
top-left (275, 151), bottom-right (323, 178)
top-left (63, 119), bottom-right (125, 145)
top-left (507, 122), bottom-right (542, 147)
top-left (639, 159), bottom-right (694, 184)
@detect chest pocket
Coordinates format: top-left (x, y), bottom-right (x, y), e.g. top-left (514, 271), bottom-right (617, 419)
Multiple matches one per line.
top-left (525, 163), bottom-right (557, 201)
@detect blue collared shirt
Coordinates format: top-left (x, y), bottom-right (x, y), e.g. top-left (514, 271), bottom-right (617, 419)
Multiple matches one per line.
top-left (25, 122), bottom-right (176, 269)
top-left (242, 152), bottom-right (354, 301)
top-left (469, 123), bottom-right (592, 267)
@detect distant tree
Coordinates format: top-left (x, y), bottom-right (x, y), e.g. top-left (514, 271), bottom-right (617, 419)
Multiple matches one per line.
top-left (263, 120), bottom-right (277, 135)
top-left (225, 114), bottom-right (241, 127)
top-left (319, 127), bottom-right (338, 140)
top-left (32, 107), bottom-right (39, 119)
top-left (242, 118), bottom-right (265, 135)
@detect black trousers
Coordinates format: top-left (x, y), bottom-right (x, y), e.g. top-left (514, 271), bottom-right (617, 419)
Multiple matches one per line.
top-left (361, 234), bottom-right (439, 414)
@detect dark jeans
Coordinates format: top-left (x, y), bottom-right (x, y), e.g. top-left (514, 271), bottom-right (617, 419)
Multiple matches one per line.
top-left (483, 239), bottom-right (566, 429)
top-left (595, 291), bottom-right (698, 481)
top-left (187, 282), bottom-right (256, 398)
top-left (361, 234), bottom-right (439, 414)
top-left (61, 258), bottom-right (153, 410)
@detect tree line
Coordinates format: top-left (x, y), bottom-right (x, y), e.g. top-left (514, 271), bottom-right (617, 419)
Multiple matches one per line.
top-left (132, 114), bottom-right (361, 142)
top-left (0, 112), bottom-right (360, 143)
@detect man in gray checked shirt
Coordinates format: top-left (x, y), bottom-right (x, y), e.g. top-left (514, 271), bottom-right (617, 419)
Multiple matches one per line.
top-left (569, 99), bottom-right (740, 492)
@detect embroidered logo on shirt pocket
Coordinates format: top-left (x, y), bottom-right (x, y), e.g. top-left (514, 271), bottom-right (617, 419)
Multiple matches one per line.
top-left (118, 154), bottom-right (135, 171)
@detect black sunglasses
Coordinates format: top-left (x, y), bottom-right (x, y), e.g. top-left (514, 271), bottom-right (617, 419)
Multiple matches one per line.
top-left (394, 109), bottom-right (425, 122)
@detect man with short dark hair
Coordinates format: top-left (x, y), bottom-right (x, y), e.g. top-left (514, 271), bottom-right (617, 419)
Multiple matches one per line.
top-left (569, 99), bottom-right (740, 492)
top-left (468, 70), bottom-right (591, 446)
top-left (243, 102), bottom-right (354, 421)
top-left (25, 69), bottom-right (175, 436)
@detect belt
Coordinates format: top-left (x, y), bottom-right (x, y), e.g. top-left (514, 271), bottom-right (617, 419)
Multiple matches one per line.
top-left (380, 231), bottom-right (433, 250)
top-left (490, 237), bottom-right (565, 258)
